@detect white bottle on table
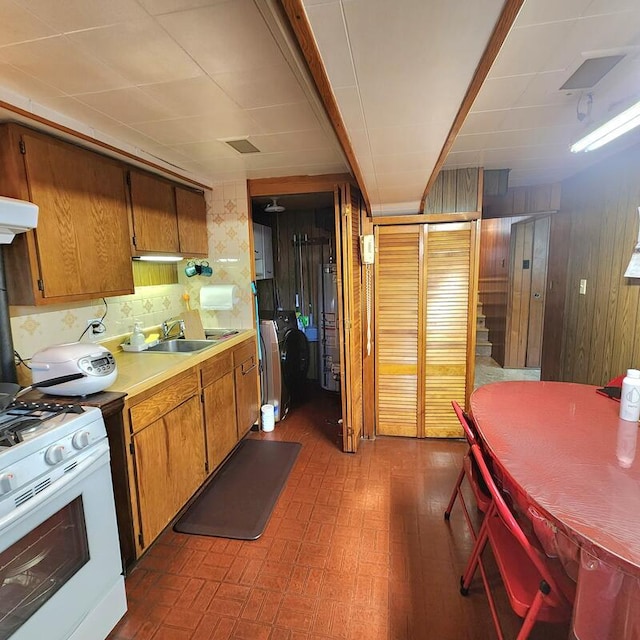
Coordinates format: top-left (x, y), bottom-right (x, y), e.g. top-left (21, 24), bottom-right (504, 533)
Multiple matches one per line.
top-left (620, 369), bottom-right (640, 422)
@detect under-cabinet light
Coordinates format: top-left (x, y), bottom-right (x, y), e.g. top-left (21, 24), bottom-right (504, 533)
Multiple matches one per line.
top-left (571, 99), bottom-right (640, 153)
top-left (133, 256), bottom-right (183, 262)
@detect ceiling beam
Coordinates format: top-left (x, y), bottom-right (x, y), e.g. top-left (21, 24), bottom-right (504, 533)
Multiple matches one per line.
top-left (419, 0), bottom-right (525, 213)
top-left (280, 0), bottom-right (371, 215)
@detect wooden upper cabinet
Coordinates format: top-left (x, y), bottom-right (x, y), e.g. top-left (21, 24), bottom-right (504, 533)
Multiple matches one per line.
top-left (129, 170), bottom-right (180, 254)
top-left (0, 124), bottom-right (134, 305)
top-left (129, 173), bottom-right (208, 257)
top-left (175, 186), bottom-right (208, 257)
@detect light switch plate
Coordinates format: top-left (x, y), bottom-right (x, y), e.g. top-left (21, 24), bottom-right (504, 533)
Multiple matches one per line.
top-left (579, 279), bottom-right (587, 295)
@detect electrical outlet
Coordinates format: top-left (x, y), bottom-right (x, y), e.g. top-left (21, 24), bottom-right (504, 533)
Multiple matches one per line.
top-left (87, 318), bottom-right (103, 335)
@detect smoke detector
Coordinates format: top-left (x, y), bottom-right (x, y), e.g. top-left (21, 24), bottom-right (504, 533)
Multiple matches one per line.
top-left (264, 198), bottom-right (285, 213)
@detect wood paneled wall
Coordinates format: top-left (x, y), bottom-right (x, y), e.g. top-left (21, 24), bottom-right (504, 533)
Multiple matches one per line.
top-left (424, 168), bottom-right (479, 213)
top-left (484, 183), bottom-right (561, 218)
top-left (268, 208), bottom-right (334, 381)
top-left (477, 215), bottom-right (528, 365)
top-left (547, 143), bottom-right (640, 385)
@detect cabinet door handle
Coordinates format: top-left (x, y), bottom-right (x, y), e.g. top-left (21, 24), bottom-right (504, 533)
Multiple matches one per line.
top-left (242, 361), bottom-right (256, 375)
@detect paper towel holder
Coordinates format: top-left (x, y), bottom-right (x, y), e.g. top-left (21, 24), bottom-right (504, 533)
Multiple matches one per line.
top-left (200, 284), bottom-right (239, 310)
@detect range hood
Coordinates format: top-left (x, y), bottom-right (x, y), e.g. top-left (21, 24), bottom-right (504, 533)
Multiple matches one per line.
top-left (0, 196), bottom-right (39, 243)
top-left (0, 196), bottom-right (39, 383)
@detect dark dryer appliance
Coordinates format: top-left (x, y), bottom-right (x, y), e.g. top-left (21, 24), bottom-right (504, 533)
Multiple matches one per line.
top-left (259, 310), bottom-right (309, 420)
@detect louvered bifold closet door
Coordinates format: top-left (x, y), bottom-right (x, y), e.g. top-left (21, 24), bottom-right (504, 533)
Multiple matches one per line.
top-left (375, 226), bottom-right (422, 437)
top-left (424, 223), bottom-right (472, 437)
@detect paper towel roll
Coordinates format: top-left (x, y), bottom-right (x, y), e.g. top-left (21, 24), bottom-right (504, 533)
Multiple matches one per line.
top-left (200, 284), bottom-right (239, 310)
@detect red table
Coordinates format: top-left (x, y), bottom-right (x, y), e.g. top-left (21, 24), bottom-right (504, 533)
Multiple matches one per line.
top-left (470, 381), bottom-right (640, 640)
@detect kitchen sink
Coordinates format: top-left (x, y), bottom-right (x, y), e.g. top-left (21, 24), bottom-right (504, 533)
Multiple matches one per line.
top-left (145, 339), bottom-right (218, 354)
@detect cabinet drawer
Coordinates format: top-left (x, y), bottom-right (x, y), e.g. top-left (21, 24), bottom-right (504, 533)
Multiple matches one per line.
top-left (130, 369), bottom-right (199, 433)
top-left (201, 350), bottom-right (233, 387)
top-left (233, 338), bottom-right (256, 367)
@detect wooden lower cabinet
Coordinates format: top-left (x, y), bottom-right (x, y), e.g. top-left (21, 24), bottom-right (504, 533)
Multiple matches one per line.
top-left (201, 351), bottom-right (237, 470)
top-left (233, 339), bottom-right (259, 436)
top-left (124, 337), bottom-right (259, 559)
top-left (132, 395), bottom-right (205, 548)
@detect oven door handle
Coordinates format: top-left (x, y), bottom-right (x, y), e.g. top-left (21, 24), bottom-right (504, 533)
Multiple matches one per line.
top-left (0, 442), bottom-right (110, 533)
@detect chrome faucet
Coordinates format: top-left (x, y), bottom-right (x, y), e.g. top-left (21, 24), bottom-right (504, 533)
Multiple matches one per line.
top-left (161, 319), bottom-right (185, 340)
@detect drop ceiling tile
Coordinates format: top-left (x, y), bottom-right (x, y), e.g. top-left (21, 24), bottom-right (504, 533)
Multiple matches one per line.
top-left (551, 11), bottom-right (640, 70)
top-left (376, 184), bottom-right (423, 205)
top-left (35, 95), bottom-right (124, 131)
top-left (0, 62), bottom-right (64, 100)
top-left (249, 129), bottom-right (333, 154)
top-left (375, 171), bottom-right (427, 189)
top-left (93, 122), bottom-right (170, 154)
top-left (157, 0), bottom-right (283, 76)
top-left (490, 21), bottom-right (577, 78)
top-left (367, 123), bottom-right (444, 157)
top-left (500, 104), bottom-right (577, 130)
top-left (0, 0), bottom-right (57, 45)
top-left (372, 150), bottom-right (435, 174)
top-left (515, 0), bottom-right (593, 27)
top-left (16, 0), bottom-right (148, 31)
top-left (211, 64), bottom-right (306, 109)
top-left (76, 87), bottom-right (174, 124)
top-left (134, 110), bottom-right (262, 145)
top-left (305, 1), bottom-right (356, 89)
top-left (170, 140), bottom-right (241, 161)
top-left (139, 76), bottom-right (235, 118)
top-left (246, 102), bottom-right (320, 133)
top-left (68, 19), bottom-right (202, 86)
top-left (471, 75), bottom-right (533, 111)
top-left (243, 147), bottom-right (342, 170)
top-left (457, 110), bottom-right (508, 136)
top-left (333, 86), bottom-right (364, 132)
top-left (0, 36), bottom-right (131, 94)
top-left (443, 149), bottom-right (483, 168)
top-left (137, 0), bottom-right (227, 16)
top-left (512, 70), bottom-right (578, 108)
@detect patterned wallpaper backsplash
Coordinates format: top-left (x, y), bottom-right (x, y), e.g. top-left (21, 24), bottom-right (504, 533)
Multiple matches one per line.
top-left (10, 180), bottom-right (253, 359)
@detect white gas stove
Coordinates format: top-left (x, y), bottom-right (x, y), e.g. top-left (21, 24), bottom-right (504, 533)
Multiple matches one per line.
top-left (0, 399), bottom-right (126, 640)
top-left (0, 402), bottom-right (106, 516)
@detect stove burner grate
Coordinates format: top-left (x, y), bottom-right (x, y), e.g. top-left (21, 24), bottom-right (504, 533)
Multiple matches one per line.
top-left (0, 402), bottom-right (85, 447)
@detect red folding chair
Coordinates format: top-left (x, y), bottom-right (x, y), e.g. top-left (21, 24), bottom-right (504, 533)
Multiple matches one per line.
top-left (460, 443), bottom-right (574, 640)
top-left (444, 401), bottom-right (491, 536)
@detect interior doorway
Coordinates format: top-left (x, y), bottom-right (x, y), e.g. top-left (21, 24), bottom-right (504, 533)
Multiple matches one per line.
top-left (250, 191), bottom-right (343, 439)
top-left (504, 215), bottom-right (550, 368)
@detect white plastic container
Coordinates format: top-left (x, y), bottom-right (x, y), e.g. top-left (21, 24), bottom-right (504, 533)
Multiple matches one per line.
top-left (130, 322), bottom-right (145, 347)
top-left (261, 404), bottom-right (275, 432)
top-left (620, 369), bottom-right (640, 422)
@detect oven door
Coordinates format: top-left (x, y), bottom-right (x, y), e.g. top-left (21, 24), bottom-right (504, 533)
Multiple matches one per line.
top-left (0, 441), bottom-right (126, 640)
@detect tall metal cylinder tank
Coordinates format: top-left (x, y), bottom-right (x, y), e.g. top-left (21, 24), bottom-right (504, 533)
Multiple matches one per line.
top-left (318, 263), bottom-right (340, 392)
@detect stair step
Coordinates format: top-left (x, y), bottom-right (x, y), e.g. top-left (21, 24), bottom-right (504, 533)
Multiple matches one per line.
top-left (477, 314), bottom-right (486, 328)
top-left (476, 326), bottom-right (489, 341)
top-left (476, 342), bottom-right (492, 357)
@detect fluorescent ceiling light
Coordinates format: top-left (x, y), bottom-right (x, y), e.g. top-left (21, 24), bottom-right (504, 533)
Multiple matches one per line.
top-left (571, 99), bottom-right (640, 153)
top-left (134, 255), bottom-right (183, 262)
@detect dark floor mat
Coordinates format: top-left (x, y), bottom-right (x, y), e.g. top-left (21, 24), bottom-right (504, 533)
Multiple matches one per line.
top-left (174, 439), bottom-right (301, 540)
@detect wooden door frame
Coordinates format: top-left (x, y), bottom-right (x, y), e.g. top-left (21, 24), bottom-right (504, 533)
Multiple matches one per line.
top-left (248, 175), bottom-right (365, 452)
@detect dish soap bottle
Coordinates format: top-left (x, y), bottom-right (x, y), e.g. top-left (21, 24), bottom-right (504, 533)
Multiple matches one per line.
top-left (620, 369), bottom-right (640, 422)
top-left (130, 322), bottom-right (145, 347)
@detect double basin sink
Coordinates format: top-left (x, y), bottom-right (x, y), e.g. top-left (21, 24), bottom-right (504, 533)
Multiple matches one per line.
top-left (145, 329), bottom-right (240, 354)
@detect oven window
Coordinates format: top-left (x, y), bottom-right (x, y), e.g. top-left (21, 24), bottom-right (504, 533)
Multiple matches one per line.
top-left (0, 496), bottom-right (89, 639)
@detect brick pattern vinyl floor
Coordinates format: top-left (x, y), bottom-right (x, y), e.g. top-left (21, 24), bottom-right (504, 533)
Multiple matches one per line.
top-left (108, 385), bottom-right (570, 640)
